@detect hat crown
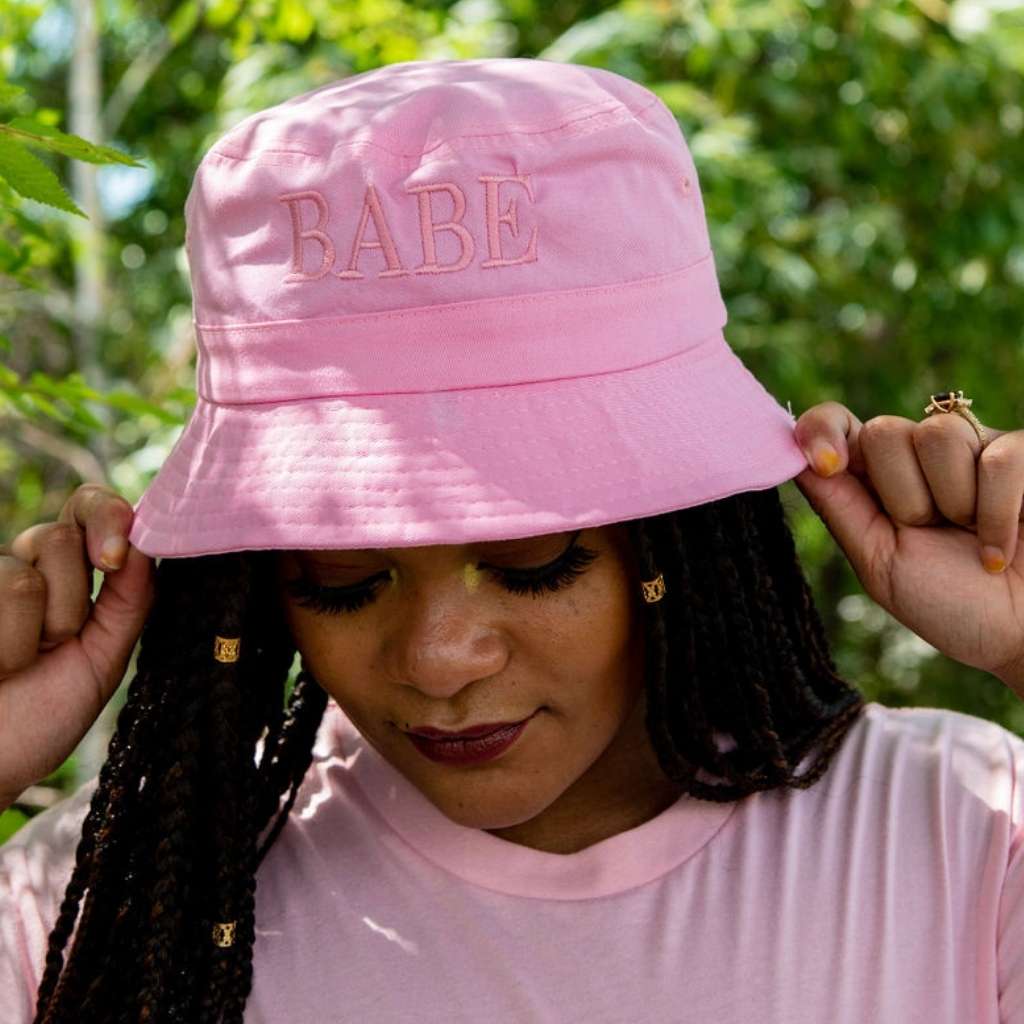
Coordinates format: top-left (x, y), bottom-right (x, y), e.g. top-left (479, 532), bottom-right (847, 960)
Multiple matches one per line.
top-left (185, 58), bottom-right (713, 329)
top-left (215, 59), bottom-right (656, 159)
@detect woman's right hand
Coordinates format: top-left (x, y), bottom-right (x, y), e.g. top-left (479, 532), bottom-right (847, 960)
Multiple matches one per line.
top-left (0, 485), bottom-right (155, 810)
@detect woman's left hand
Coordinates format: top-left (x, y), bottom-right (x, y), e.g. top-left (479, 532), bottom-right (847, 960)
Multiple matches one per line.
top-left (793, 400), bottom-right (1024, 697)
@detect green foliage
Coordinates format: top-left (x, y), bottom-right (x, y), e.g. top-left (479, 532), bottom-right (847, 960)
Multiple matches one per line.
top-left (0, 808), bottom-right (29, 844)
top-left (4, 117), bottom-right (140, 166)
top-left (0, 753), bottom-right (79, 841)
top-left (0, 81), bottom-right (141, 214)
top-left (0, 367), bottom-right (190, 439)
top-left (0, 132), bottom-right (82, 214)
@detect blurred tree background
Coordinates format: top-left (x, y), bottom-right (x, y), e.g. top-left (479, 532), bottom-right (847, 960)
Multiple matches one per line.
top-left (2, 0), bottom-right (1024, 839)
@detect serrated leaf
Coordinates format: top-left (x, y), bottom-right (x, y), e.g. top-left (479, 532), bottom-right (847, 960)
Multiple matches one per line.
top-left (2, 119), bottom-right (141, 167)
top-left (0, 138), bottom-right (83, 216)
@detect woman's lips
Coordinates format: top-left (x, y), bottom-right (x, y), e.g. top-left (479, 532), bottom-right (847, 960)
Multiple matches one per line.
top-left (409, 720), bottom-right (526, 739)
top-left (405, 714), bottom-right (535, 766)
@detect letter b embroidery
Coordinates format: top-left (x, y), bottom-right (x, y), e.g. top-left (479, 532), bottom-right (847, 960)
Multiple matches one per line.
top-left (279, 191), bottom-right (336, 281)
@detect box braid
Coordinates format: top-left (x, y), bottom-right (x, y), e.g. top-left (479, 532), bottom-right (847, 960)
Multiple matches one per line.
top-left (626, 486), bottom-right (864, 800)
top-left (30, 485), bottom-right (863, 1022)
top-left (31, 551), bottom-right (327, 1024)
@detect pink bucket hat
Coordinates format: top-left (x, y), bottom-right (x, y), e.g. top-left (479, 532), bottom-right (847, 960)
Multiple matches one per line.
top-left (129, 57), bottom-right (806, 557)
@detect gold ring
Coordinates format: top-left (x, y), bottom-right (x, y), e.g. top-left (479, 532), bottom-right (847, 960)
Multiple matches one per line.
top-left (923, 390), bottom-right (988, 450)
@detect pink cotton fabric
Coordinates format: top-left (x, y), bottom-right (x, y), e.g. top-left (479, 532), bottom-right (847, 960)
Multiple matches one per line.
top-left (6, 701), bottom-right (1024, 1023)
top-left (128, 58), bottom-right (807, 557)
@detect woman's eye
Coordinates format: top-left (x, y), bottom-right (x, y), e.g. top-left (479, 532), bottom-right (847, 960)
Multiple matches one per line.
top-left (284, 534), bottom-right (599, 617)
top-left (284, 572), bottom-right (389, 615)
top-left (487, 536), bottom-right (598, 596)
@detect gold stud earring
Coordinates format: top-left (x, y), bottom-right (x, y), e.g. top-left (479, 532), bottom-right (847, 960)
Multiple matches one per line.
top-left (641, 574), bottom-right (666, 604)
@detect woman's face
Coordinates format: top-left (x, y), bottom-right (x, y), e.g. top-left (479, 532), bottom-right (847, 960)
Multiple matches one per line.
top-left (275, 526), bottom-right (672, 847)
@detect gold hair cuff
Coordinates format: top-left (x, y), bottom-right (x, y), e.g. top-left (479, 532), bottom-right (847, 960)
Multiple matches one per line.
top-left (212, 921), bottom-right (236, 948)
top-left (213, 636), bottom-right (241, 663)
top-left (641, 574), bottom-right (666, 604)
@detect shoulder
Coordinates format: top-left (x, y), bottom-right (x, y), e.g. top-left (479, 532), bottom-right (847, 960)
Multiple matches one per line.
top-left (1, 776), bottom-right (96, 883)
top-left (827, 701), bottom-right (1024, 823)
top-left (0, 779), bottom-right (97, 1019)
top-left (852, 701), bottom-right (1024, 775)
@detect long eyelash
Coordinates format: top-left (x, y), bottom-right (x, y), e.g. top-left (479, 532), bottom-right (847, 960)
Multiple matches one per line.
top-left (284, 573), bottom-right (388, 615)
top-left (284, 537), bottom-right (600, 616)
top-left (494, 541), bottom-right (598, 596)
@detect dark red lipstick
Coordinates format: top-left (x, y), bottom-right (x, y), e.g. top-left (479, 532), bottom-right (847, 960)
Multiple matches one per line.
top-left (405, 715), bottom-right (535, 766)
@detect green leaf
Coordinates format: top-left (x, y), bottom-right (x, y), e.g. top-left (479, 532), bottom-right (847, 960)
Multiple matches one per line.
top-left (276, 0), bottom-right (315, 42)
top-left (70, 405), bottom-right (105, 432)
top-left (22, 392), bottom-right (67, 423)
top-left (167, 0), bottom-right (201, 44)
top-left (0, 137), bottom-right (83, 216)
top-left (0, 807), bottom-right (29, 844)
top-left (206, 0), bottom-right (241, 28)
top-left (49, 371), bottom-right (101, 402)
top-left (0, 233), bottom-right (26, 273)
top-left (102, 390), bottom-right (183, 423)
top-left (2, 119), bottom-right (141, 167)
top-left (0, 83), bottom-right (24, 108)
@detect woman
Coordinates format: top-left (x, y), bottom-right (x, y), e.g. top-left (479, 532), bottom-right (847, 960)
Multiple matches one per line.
top-left (4, 58), bottom-right (1024, 1023)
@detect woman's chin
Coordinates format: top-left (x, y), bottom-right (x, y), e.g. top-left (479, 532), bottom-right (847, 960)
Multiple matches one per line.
top-left (412, 777), bottom-right (559, 833)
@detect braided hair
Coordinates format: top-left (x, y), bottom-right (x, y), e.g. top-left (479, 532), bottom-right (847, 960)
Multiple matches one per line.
top-left (31, 485), bottom-right (863, 1022)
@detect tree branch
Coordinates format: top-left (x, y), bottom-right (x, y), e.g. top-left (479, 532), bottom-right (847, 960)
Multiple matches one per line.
top-left (103, 29), bottom-right (176, 139)
top-left (13, 419), bottom-right (108, 485)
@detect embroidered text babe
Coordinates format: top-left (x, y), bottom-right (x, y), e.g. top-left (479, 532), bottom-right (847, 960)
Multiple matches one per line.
top-left (279, 174), bottom-right (539, 283)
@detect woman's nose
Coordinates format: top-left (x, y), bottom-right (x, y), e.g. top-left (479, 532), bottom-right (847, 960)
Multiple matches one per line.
top-left (391, 584), bottom-right (508, 699)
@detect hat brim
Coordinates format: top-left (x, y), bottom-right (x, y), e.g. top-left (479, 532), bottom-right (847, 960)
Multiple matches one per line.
top-left (129, 331), bottom-right (808, 557)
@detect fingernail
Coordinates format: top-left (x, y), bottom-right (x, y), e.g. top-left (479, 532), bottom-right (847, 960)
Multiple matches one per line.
top-left (981, 545), bottom-right (1006, 574)
top-left (100, 536), bottom-right (128, 571)
top-left (809, 442), bottom-right (841, 477)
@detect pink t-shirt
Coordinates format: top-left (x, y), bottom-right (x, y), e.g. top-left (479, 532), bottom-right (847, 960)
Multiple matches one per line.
top-left (5, 700), bottom-right (1024, 1022)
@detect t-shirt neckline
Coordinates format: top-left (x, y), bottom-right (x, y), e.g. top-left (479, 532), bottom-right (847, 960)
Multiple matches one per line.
top-left (332, 704), bottom-right (738, 900)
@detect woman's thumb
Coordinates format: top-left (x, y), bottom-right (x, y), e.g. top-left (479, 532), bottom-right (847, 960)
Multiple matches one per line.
top-left (80, 543), bottom-right (156, 694)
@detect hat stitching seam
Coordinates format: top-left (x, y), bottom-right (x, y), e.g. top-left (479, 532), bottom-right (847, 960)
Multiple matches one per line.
top-left (192, 333), bottom-right (723, 407)
top-left (194, 254), bottom-right (715, 333)
top-left (145, 444), bottom-right (791, 491)
top-left (211, 96), bottom-right (613, 160)
top-left (207, 96), bottom-right (663, 166)
top-left (136, 465), bottom-right (791, 523)
top-left (212, 58), bottom-right (659, 146)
